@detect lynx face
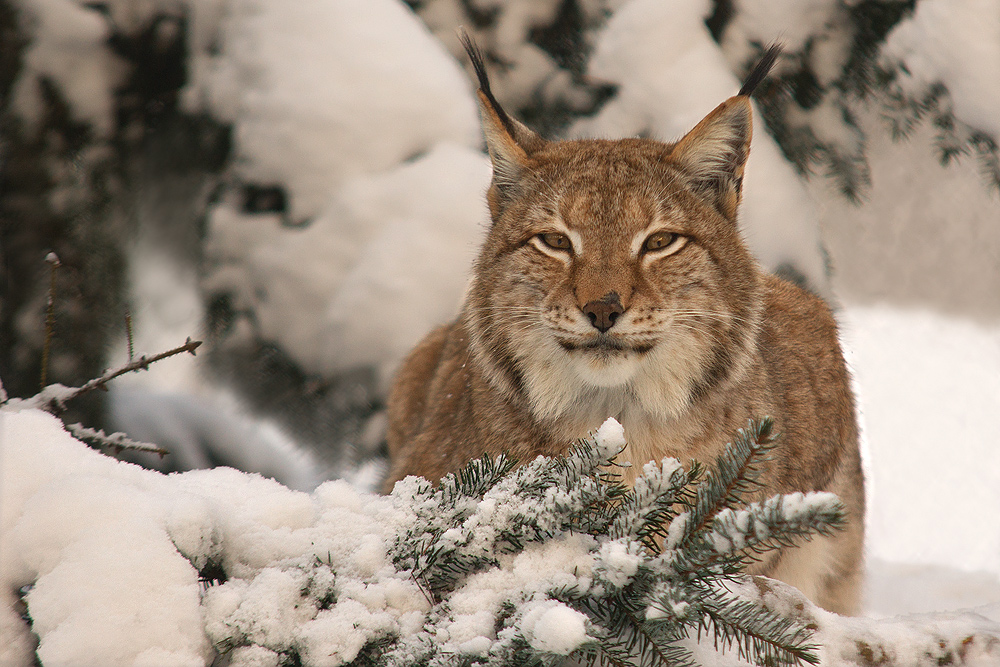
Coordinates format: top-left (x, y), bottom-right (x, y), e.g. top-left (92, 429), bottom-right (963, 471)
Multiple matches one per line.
top-left (467, 132), bottom-right (763, 426)
top-left (454, 37), bottom-right (773, 428)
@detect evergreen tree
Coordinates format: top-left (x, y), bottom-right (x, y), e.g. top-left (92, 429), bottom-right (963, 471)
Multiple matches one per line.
top-left (412, 0), bottom-right (1000, 199)
top-left (715, 0), bottom-right (1000, 198)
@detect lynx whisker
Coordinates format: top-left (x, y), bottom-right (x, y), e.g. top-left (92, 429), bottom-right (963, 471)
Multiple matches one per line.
top-left (657, 309), bottom-right (755, 325)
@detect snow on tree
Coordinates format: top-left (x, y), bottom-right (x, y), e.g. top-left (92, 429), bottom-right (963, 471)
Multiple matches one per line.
top-left (713, 0), bottom-right (1000, 197)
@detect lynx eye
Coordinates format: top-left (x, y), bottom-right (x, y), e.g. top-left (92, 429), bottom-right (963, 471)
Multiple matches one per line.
top-left (643, 231), bottom-right (680, 253)
top-left (538, 232), bottom-right (571, 251)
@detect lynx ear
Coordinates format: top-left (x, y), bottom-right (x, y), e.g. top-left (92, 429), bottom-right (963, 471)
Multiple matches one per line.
top-left (669, 44), bottom-right (781, 219)
top-left (668, 97), bottom-right (754, 219)
top-left (459, 31), bottom-right (545, 208)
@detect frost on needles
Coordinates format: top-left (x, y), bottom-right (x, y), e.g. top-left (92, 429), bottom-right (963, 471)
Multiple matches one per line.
top-left (207, 417), bottom-right (844, 667)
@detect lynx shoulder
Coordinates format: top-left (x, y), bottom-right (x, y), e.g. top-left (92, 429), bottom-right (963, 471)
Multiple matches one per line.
top-left (383, 39), bottom-right (864, 615)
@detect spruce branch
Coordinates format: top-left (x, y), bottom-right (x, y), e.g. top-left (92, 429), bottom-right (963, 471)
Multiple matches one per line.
top-left (577, 588), bottom-right (698, 667)
top-left (215, 419), bottom-right (839, 667)
top-left (708, 492), bottom-right (845, 558)
top-left (588, 620), bottom-right (693, 667)
top-left (681, 418), bottom-right (776, 546)
top-left (700, 594), bottom-right (819, 666)
top-left (608, 457), bottom-right (691, 552)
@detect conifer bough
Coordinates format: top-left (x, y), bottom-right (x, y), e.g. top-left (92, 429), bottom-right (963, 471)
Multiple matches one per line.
top-left (209, 417), bottom-right (844, 667)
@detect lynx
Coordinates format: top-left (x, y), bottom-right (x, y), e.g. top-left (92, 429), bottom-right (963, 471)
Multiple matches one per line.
top-left (383, 38), bottom-right (864, 615)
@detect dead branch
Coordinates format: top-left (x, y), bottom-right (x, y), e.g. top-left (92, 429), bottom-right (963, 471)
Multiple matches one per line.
top-left (40, 252), bottom-right (61, 389)
top-left (65, 423), bottom-right (169, 457)
top-left (23, 337), bottom-right (202, 414)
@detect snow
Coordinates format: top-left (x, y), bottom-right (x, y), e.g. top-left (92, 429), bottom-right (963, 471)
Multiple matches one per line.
top-left (297, 599), bottom-right (400, 665)
top-left (816, 606), bottom-right (1000, 666)
top-left (419, 0), bottom-right (604, 116)
top-left (520, 600), bottom-right (591, 655)
top-left (840, 305), bottom-right (1000, 576)
top-left (0, 405), bottom-right (433, 666)
top-left (690, 577), bottom-right (1000, 667)
top-left (1, 409), bottom-right (212, 666)
top-left (432, 534), bottom-right (597, 655)
top-left (113, 238), bottom-right (205, 394)
top-left (722, 0), bottom-right (837, 55)
top-left (637, 457), bottom-right (684, 495)
top-left (2, 406), bottom-right (613, 665)
top-left (665, 512), bottom-right (690, 550)
top-left (595, 539), bottom-right (642, 587)
top-left (595, 416), bottom-right (626, 455)
top-left (108, 387), bottom-right (323, 491)
top-left (866, 560), bottom-right (1000, 618)
top-left (181, 0), bottom-right (491, 385)
top-left (187, 0), bottom-right (480, 221)
top-left (10, 0), bottom-right (119, 137)
top-left (882, 0), bottom-right (1000, 138)
top-left (779, 492), bottom-right (840, 522)
top-left (316, 144), bottom-right (492, 383)
top-left (204, 142), bottom-right (491, 384)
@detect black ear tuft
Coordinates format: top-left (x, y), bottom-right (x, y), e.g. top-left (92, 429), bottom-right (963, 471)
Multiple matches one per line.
top-left (738, 43), bottom-right (783, 98)
top-left (457, 29), bottom-right (517, 137)
top-left (457, 29), bottom-right (489, 95)
top-left (457, 27), bottom-right (548, 218)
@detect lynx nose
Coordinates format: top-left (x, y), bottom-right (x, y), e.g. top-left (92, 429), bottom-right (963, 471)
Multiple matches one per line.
top-left (582, 293), bottom-right (625, 333)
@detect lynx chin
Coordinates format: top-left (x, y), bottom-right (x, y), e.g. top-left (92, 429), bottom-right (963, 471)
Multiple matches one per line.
top-left (382, 36), bottom-right (864, 616)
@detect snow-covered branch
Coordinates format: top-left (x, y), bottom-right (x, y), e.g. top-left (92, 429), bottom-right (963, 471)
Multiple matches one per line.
top-left (8, 338), bottom-right (202, 415)
top-left (63, 423), bottom-right (169, 457)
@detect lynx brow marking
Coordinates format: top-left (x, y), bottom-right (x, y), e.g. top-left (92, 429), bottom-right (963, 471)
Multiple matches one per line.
top-left (529, 221), bottom-right (582, 259)
top-left (630, 221), bottom-right (685, 258)
top-left (631, 220), bottom-right (663, 256)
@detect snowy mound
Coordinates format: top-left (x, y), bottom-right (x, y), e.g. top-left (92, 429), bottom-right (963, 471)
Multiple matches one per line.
top-left (4, 408), bottom-right (1000, 666)
top-left (204, 142), bottom-right (491, 382)
top-left (189, 0), bottom-right (480, 221)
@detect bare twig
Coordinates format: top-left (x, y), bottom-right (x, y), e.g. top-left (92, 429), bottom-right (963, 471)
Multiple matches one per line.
top-left (40, 252), bottom-right (61, 390)
top-left (65, 423), bottom-right (169, 458)
top-left (29, 337), bottom-right (202, 414)
top-left (125, 311), bottom-right (135, 362)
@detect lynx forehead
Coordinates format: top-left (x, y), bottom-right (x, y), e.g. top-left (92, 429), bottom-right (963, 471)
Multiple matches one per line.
top-left (383, 36), bottom-right (864, 616)
top-left (514, 146), bottom-right (703, 250)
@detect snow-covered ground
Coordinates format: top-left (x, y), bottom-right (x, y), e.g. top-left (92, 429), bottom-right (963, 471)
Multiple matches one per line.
top-left (841, 306), bottom-right (1000, 615)
top-left (4, 402), bottom-right (1000, 666)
